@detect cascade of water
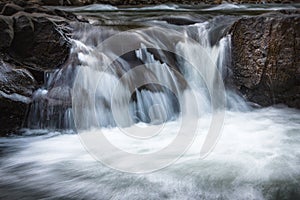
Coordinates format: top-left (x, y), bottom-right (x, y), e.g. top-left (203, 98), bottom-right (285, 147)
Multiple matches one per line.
top-left (26, 17), bottom-right (248, 131)
top-left (25, 68), bottom-right (74, 130)
top-left (72, 29), bottom-right (182, 130)
top-left (3, 6), bottom-right (299, 200)
top-left (176, 22), bottom-right (250, 113)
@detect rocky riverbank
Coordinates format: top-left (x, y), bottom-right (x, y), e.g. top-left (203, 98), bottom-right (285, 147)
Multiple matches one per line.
top-left (0, 1), bottom-right (299, 135)
top-left (0, 1), bottom-right (84, 135)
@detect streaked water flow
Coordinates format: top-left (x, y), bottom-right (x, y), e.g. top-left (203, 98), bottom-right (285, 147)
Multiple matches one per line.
top-left (1, 4), bottom-right (299, 199)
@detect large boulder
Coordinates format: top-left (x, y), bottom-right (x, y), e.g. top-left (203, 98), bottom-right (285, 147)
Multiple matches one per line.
top-left (1, 3), bottom-right (24, 16)
top-left (0, 16), bottom-right (14, 51)
top-left (0, 1), bottom-right (83, 135)
top-left (0, 1), bottom-right (84, 73)
top-left (0, 59), bottom-right (37, 136)
top-left (8, 12), bottom-right (70, 71)
top-left (230, 12), bottom-right (300, 108)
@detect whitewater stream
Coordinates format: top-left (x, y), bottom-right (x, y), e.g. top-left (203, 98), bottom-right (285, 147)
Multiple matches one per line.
top-left (1, 3), bottom-right (300, 200)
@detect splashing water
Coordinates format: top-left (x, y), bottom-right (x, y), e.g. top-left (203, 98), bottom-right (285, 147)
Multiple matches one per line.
top-left (1, 5), bottom-right (300, 199)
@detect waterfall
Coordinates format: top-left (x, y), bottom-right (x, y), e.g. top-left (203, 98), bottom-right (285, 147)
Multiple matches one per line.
top-left (3, 4), bottom-right (299, 199)
top-left (26, 18), bottom-right (248, 131)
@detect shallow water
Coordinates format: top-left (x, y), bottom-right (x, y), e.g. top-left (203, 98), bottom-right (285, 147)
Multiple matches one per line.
top-left (53, 3), bottom-right (300, 28)
top-left (1, 107), bottom-right (299, 199)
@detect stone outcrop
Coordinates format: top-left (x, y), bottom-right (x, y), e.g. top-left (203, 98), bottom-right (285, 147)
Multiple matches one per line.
top-left (0, 16), bottom-right (14, 51)
top-left (230, 11), bottom-right (300, 108)
top-left (8, 13), bottom-right (70, 71)
top-left (0, 1), bottom-right (81, 135)
top-left (0, 60), bottom-right (37, 135)
top-left (0, 2), bottom-right (83, 71)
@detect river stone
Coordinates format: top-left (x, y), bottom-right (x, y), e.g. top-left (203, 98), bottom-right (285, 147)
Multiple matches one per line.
top-left (0, 59), bottom-right (37, 136)
top-left (0, 16), bottom-right (14, 52)
top-left (230, 12), bottom-right (300, 108)
top-left (0, 1), bottom-right (83, 135)
top-left (8, 12), bottom-right (70, 71)
top-left (0, 3), bottom-right (24, 16)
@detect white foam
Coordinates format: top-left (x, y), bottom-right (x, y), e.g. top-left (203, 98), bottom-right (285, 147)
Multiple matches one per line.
top-left (0, 107), bottom-right (299, 199)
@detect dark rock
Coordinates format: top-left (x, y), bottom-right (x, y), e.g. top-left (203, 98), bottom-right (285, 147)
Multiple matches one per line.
top-left (0, 3), bottom-right (5, 11)
top-left (0, 59), bottom-right (37, 136)
top-left (0, 1), bottom-right (82, 74)
top-left (40, 0), bottom-right (63, 6)
top-left (161, 17), bottom-right (200, 26)
top-left (8, 12), bottom-right (70, 71)
top-left (0, 3), bottom-right (24, 16)
top-left (0, 16), bottom-right (14, 52)
top-left (40, 0), bottom-right (93, 6)
top-left (230, 12), bottom-right (300, 108)
top-left (24, 4), bottom-right (57, 15)
top-left (0, 1), bottom-right (85, 135)
top-left (47, 86), bottom-right (72, 105)
top-left (0, 1), bottom-right (30, 7)
top-left (53, 9), bottom-right (82, 21)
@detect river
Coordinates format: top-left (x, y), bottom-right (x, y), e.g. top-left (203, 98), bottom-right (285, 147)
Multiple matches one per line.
top-left (0, 3), bottom-right (300, 200)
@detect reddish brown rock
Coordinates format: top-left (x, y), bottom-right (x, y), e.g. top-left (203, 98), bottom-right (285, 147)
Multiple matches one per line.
top-left (230, 12), bottom-right (300, 108)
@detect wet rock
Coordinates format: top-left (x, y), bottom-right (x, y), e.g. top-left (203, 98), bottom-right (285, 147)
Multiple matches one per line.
top-left (39, 0), bottom-right (93, 6)
top-left (0, 1), bottom-right (84, 135)
top-left (40, 0), bottom-right (63, 5)
top-left (0, 16), bottom-right (14, 52)
top-left (0, 59), bottom-right (37, 136)
top-left (0, 0), bottom-right (30, 8)
top-left (8, 12), bottom-right (70, 71)
top-left (0, 1), bottom-right (85, 73)
top-left (25, 67), bottom-right (76, 130)
top-left (230, 12), bottom-right (300, 108)
top-left (47, 86), bottom-right (72, 105)
top-left (0, 3), bottom-right (24, 16)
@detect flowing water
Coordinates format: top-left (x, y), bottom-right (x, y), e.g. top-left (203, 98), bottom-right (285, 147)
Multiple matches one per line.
top-left (1, 3), bottom-right (300, 200)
